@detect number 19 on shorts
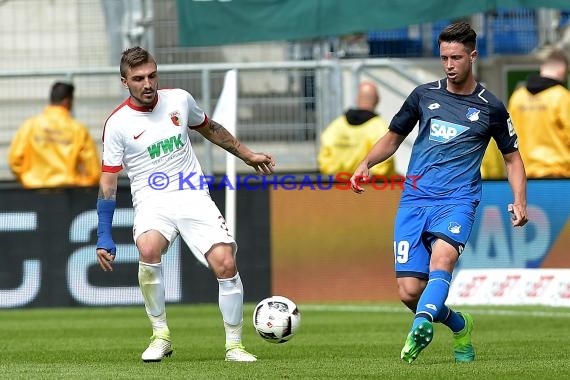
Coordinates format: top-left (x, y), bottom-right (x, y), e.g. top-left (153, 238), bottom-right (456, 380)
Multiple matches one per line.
top-left (394, 240), bottom-right (410, 263)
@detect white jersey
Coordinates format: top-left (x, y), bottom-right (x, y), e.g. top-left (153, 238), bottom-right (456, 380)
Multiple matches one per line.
top-left (102, 88), bottom-right (207, 207)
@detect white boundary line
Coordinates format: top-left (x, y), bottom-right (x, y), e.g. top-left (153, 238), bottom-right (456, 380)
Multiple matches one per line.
top-left (300, 304), bottom-right (570, 318)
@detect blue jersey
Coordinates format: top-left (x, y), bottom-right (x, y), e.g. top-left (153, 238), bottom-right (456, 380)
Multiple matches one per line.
top-left (389, 79), bottom-right (518, 206)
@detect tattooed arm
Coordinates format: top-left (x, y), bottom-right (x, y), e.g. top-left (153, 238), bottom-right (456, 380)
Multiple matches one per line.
top-left (98, 172), bottom-right (118, 200)
top-left (196, 118), bottom-right (275, 175)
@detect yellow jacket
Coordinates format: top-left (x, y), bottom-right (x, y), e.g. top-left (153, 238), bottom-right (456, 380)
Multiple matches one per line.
top-left (508, 77), bottom-right (570, 178)
top-left (318, 110), bottom-right (395, 176)
top-left (8, 105), bottom-right (101, 188)
top-left (481, 139), bottom-right (506, 179)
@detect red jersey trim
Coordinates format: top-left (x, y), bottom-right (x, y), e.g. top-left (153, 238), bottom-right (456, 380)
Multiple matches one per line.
top-left (102, 164), bottom-right (123, 173)
top-left (102, 99), bottom-right (130, 142)
top-left (126, 92), bottom-right (159, 112)
top-left (190, 114), bottom-right (209, 130)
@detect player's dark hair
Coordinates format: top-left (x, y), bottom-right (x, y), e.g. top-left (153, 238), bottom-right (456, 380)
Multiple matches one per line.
top-left (438, 22), bottom-right (477, 52)
top-left (50, 81), bottom-right (74, 104)
top-left (120, 46), bottom-right (156, 78)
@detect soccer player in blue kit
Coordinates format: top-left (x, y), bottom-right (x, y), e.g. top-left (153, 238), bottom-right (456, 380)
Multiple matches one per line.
top-left (350, 22), bottom-right (528, 363)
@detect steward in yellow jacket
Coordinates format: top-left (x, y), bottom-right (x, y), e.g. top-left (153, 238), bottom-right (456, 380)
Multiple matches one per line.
top-left (318, 81), bottom-right (395, 177)
top-left (480, 139), bottom-right (506, 179)
top-left (8, 82), bottom-right (100, 188)
top-left (507, 50), bottom-right (570, 178)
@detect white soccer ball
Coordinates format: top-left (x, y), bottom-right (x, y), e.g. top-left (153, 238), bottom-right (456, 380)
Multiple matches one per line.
top-left (252, 295), bottom-right (301, 343)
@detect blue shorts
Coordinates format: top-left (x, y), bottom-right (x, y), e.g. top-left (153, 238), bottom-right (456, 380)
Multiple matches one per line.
top-left (393, 204), bottom-right (476, 280)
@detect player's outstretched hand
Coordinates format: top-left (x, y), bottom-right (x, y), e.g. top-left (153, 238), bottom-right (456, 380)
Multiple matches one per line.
top-left (96, 248), bottom-right (116, 272)
top-left (245, 152), bottom-right (275, 175)
top-left (350, 163), bottom-right (370, 194)
top-left (508, 203), bottom-right (528, 227)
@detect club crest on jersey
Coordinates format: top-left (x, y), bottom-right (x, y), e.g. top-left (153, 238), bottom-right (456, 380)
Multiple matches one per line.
top-left (169, 111), bottom-right (181, 126)
top-left (429, 119), bottom-right (469, 143)
top-left (448, 222), bottom-right (461, 234)
top-left (466, 107), bottom-right (480, 121)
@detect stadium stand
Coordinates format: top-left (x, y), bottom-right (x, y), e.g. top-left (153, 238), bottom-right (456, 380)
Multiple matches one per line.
top-left (0, 2), bottom-right (569, 179)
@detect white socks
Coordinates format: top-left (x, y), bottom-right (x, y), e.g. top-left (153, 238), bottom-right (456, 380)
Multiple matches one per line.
top-left (218, 272), bottom-right (244, 344)
top-left (139, 261), bottom-right (168, 333)
top-left (139, 263), bottom-right (244, 344)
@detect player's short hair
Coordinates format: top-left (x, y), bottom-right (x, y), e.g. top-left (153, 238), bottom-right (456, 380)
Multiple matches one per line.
top-left (120, 46), bottom-right (157, 78)
top-left (50, 81), bottom-right (74, 105)
top-left (544, 49), bottom-right (569, 70)
top-left (438, 22), bottom-right (477, 53)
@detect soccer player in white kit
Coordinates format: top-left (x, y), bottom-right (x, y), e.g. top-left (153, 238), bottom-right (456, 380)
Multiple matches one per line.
top-left (95, 47), bottom-right (275, 362)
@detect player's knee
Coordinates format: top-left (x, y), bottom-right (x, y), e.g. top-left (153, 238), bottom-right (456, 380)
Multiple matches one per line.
top-left (206, 244), bottom-right (237, 278)
top-left (216, 257), bottom-right (237, 278)
top-left (430, 255), bottom-right (456, 271)
top-left (139, 250), bottom-right (162, 264)
top-left (136, 231), bottom-right (168, 263)
top-left (137, 245), bottom-right (163, 263)
top-left (431, 241), bottom-right (460, 270)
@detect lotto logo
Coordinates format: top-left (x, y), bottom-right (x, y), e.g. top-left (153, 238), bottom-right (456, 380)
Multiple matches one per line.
top-left (429, 119), bottom-right (469, 143)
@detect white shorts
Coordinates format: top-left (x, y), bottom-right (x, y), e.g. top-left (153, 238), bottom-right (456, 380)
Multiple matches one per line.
top-left (132, 189), bottom-right (237, 267)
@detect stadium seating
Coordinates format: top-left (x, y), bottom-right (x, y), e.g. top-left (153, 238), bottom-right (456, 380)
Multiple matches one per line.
top-left (368, 28), bottom-right (422, 57)
top-left (490, 8), bottom-right (538, 55)
top-left (367, 9), bottom-right (548, 58)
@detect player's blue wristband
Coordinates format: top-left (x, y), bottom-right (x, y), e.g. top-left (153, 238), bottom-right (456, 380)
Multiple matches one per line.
top-left (97, 199), bottom-right (116, 255)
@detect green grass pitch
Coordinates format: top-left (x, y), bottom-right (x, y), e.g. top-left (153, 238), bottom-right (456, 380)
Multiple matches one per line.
top-left (1, 303), bottom-right (569, 379)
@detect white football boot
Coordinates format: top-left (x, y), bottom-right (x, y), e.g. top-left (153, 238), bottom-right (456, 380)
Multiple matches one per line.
top-left (225, 343), bottom-right (257, 362)
top-left (142, 331), bottom-right (173, 362)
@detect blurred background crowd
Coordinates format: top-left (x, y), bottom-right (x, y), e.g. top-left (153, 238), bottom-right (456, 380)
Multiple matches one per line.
top-left (0, 0), bottom-right (569, 183)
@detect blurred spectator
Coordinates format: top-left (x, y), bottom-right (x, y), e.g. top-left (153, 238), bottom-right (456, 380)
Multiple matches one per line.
top-left (318, 81), bottom-right (395, 176)
top-left (481, 140), bottom-right (506, 179)
top-left (508, 50), bottom-right (570, 178)
top-left (8, 81), bottom-right (100, 188)
top-left (478, 78), bottom-right (506, 179)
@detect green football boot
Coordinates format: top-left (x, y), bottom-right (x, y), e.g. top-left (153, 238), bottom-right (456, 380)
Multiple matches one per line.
top-left (453, 312), bottom-right (475, 362)
top-left (401, 321), bottom-right (434, 363)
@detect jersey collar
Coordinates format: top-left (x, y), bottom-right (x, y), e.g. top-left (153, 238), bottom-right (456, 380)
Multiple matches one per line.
top-left (126, 92), bottom-right (159, 112)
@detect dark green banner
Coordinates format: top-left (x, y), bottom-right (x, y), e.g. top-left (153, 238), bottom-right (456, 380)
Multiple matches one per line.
top-left (177, 0), bottom-right (569, 47)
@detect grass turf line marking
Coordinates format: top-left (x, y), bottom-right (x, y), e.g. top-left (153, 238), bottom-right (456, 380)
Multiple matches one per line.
top-left (300, 304), bottom-right (570, 318)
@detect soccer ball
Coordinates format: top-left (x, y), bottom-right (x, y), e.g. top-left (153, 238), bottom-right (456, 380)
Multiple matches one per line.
top-left (252, 295), bottom-right (301, 343)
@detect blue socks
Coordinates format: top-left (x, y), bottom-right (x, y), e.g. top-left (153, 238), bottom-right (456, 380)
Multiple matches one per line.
top-left (434, 305), bottom-right (466, 333)
top-left (411, 270), bottom-right (452, 331)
